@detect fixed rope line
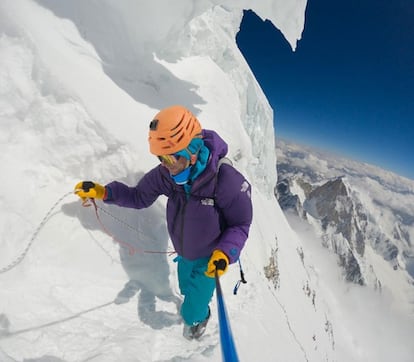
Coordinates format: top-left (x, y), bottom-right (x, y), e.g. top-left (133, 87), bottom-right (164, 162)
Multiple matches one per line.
top-left (0, 191), bottom-right (73, 275)
top-left (0, 191), bottom-right (175, 276)
top-left (85, 198), bottom-right (176, 256)
top-left (0, 300), bottom-right (115, 339)
top-left (89, 200), bottom-right (147, 236)
top-left (268, 285), bottom-right (309, 362)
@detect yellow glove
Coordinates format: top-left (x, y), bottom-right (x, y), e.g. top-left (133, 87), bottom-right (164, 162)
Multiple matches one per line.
top-left (205, 250), bottom-right (229, 278)
top-left (74, 181), bottom-right (106, 200)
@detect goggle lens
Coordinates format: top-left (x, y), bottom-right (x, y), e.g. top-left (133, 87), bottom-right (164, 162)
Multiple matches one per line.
top-left (157, 154), bottom-right (179, 166)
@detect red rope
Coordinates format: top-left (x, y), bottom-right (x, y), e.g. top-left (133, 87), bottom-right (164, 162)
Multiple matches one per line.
top-left (82, 198), bottom-right (176, 256)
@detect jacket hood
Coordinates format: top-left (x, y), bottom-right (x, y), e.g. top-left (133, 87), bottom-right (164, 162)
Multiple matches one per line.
top-left (202, 129), bottom-right (228, 171)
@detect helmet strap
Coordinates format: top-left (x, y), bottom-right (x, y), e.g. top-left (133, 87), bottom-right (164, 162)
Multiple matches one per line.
top-left (190, 154), bottom-right (197, 165)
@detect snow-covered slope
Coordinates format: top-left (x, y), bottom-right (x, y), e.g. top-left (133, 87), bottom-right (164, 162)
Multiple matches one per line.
top-left (1, 1), bottom-right (413, 361)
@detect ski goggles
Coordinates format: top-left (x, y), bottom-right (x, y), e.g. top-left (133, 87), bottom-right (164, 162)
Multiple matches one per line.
top-left (157, 154), bottom-right (180, 166)
top-left (157, 149), bottom-right (191, 166)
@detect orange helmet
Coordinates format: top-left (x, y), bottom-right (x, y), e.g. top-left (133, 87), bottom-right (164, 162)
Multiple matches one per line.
top-left (148, 105), bottom-right (202, 155)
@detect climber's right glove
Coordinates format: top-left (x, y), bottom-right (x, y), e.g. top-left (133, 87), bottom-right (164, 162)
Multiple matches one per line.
top-left (205, 250), bottom-right (229, 278)
top-left (74, 181), bottom-right (107, 201)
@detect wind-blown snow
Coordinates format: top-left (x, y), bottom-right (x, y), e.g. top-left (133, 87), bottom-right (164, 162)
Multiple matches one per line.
top-left (1, 1), bottom-right (413, 361)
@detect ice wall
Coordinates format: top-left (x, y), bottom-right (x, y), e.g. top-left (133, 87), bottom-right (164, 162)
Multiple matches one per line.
top-left (31, 0), bottom-right (307, 194)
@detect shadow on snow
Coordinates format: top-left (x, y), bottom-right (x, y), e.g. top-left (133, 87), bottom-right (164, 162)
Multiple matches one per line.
top-left (61, 174), bottom-right (182, 331)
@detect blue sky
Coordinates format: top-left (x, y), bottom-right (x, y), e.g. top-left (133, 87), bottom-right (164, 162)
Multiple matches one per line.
top-left (236, 1), bottom-right (414, 179)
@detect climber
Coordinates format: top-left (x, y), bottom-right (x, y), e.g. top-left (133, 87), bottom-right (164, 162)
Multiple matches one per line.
top-left (74, 105), bottom-right (252, 340)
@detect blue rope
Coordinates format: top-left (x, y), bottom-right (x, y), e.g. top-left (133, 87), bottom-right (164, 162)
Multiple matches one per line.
top-left (215, 272), bottom-right (239, 362)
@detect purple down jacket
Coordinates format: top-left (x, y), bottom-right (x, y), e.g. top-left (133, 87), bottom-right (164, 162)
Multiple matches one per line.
top-left (104, 130), bottom-right (252, 264)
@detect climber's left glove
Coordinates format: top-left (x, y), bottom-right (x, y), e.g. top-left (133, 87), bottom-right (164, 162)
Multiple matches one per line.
top-left (205, 250), bottom-right (229, 278)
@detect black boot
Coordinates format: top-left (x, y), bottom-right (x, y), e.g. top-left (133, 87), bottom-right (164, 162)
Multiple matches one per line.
top-left (183, 308), bottom-right (210, 340)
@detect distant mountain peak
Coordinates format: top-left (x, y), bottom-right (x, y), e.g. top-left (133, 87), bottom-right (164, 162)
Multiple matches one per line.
top-left (276, 139), bottom-right (414, 310)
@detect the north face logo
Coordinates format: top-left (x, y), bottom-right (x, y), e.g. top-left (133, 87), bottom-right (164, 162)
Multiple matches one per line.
top-left (201, 198), bottom-right (215, 206)
top-left (241, 181), bottom-right (251, 198)
top-left (241, 181), bottom-right (249, 192)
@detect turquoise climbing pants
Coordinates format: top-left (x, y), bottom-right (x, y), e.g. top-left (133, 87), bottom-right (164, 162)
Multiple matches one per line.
top-left (176, 256), bottom-right (216, 325)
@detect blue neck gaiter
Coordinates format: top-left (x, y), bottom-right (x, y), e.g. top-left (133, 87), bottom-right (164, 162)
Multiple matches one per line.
top-left (171, 166), bottom-right (192, 185)
top-left (170, 138), bottom-right (210, 193)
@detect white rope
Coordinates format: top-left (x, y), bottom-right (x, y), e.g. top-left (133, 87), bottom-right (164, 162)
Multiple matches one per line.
top-left (0, 192), bottom-right (73, 274)
top-left (94, 203), bottom-right (148, 236)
